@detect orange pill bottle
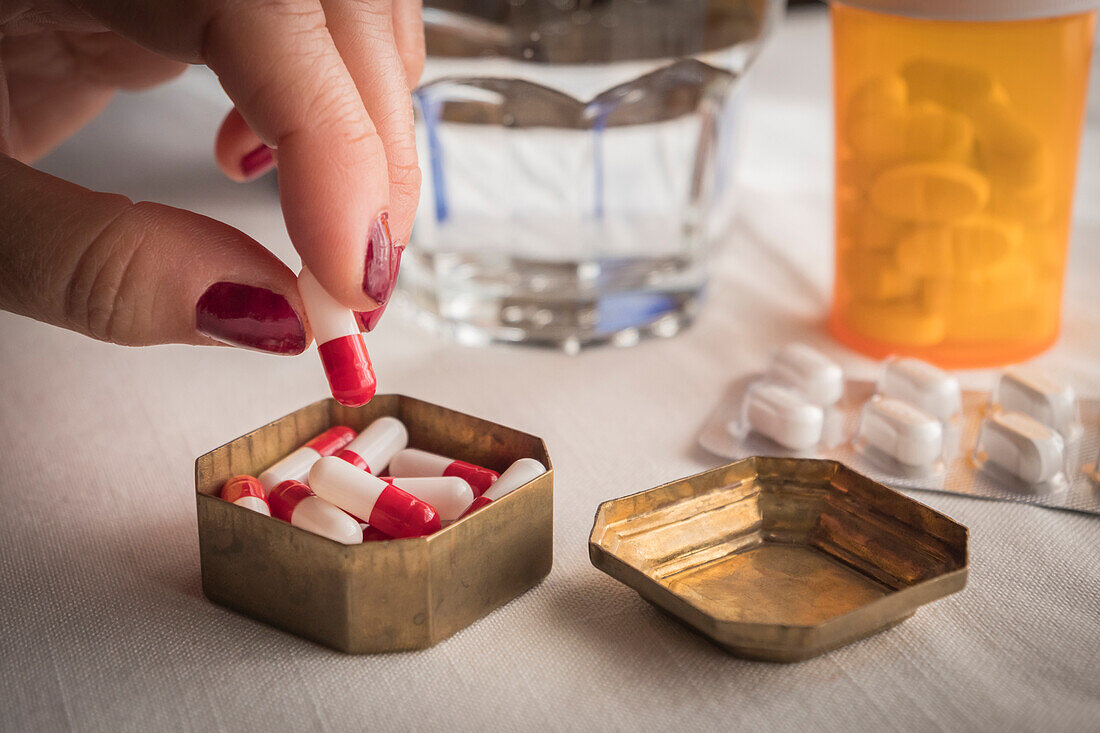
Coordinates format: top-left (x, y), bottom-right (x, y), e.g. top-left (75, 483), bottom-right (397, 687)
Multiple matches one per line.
top-left (829, 0), bottom-right (1096, 367)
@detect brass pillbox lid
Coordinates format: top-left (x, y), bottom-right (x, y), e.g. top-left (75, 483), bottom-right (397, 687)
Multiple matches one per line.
top-left (589, 457), bottom-right (968, 662)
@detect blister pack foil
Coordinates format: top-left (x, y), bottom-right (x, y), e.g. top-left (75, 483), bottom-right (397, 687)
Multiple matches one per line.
top-left (699, 374), bottom-right (1100, 516)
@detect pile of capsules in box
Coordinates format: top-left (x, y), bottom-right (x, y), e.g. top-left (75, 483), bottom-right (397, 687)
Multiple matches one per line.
top-left (219, 418), bottom-right (547, 543)
top-left (699, 343), bottom-right (1100, 515)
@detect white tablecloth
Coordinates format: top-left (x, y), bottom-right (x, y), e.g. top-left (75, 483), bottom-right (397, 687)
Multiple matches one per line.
top-left (3, 8), bottom-right (1099, 732)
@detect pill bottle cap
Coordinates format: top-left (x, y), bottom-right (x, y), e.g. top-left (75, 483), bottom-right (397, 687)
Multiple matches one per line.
top-left (832, 0), bottom-right (1099, 21)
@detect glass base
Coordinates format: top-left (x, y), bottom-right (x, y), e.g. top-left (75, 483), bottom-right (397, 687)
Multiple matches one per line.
top-left (401, 250), bottom-right (704, 353)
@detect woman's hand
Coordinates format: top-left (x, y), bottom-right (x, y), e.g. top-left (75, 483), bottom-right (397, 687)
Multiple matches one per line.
top-left (0, 0), bottom-right (423, 352)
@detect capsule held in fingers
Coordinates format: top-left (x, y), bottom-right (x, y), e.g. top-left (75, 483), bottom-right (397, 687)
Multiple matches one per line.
top-left (298, 268), bottom-right (376, 407)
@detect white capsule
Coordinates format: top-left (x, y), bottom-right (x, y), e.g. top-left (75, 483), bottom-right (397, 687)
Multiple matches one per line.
top-left (293, 497), bottom-right (363, 544)
top-left (743, 384), bottom-right (824, 450)
top-left (309, 456), bottom-right (440, 538)
top-left (385, 477), bottom-right (474, 521)
top-left (975, 411), bottom-right (1064, 484)
top-left (234, 496), bottom-right (271, 515)
top-left (258, 426), bottom-right (357, 492)
top-left (857, 396), bottom-right (943, 467)
top-left (259, 449), bottom-right (319, 492)
top-left (767, 343), bottom-right (844, 406)
top-left (877, 357), bottom-right (961, 422)
top-left (220, 476), bottom-right (271, 516)
top-left (388, 448), bottom-right (499, 494)
top-left (338, 417), bottom-right (409, 474)
top-left (995, 369), bottom-right (1078, 438)
top-left (482, 458), bottom-right (547, 502)
top-left (461, 458), bottom-right (548, 517)
top-left (309, 457), bottom-right (391, 522)
top-left (268, 480), bottom-right (363, 545)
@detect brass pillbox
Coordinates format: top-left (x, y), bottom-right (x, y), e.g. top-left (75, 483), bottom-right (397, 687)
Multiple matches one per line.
top-left (589, 457), bottom-right (968, 662)
top-left (195, 395), bottom-right (553, 653)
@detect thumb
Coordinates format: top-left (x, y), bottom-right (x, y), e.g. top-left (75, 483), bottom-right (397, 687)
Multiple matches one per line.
top-left (0, 155), bottom-right (308, 353)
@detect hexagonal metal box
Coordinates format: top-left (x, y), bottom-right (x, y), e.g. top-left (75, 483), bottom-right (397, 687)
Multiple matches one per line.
top-left (195, 395), bottom-right (553, 653)
top-left (589, 457), bottom-right (967, 662)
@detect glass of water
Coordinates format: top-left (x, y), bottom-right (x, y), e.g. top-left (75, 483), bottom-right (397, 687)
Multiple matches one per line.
top-left (405, 0), bottom-right (784, 351)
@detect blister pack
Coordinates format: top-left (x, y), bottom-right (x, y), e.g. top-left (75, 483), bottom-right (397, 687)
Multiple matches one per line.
top-left (699, 343), bottom-right (1100, 515)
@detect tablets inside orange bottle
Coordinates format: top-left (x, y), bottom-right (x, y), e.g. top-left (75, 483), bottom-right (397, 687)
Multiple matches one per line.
top-left (829, 2), bottom-right (1096, 367)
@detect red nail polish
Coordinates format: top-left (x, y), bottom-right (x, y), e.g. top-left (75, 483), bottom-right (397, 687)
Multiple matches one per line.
top-left (196, 282), bottom-right (306, 354)
top-left (362, 212), bottom-right (396, 305)
top-left (356, 302), bottom-right (387, 333)
top-left (240, 144), bottom-right (274, 179)
top-left (357, 244), bottom-right (403, 332)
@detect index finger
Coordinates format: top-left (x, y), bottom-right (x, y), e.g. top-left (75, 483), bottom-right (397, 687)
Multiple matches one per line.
top-left (201, 0), bottom-right (391, 311)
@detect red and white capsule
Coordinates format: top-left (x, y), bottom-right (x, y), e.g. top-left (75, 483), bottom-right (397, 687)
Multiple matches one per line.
top-left (258, 425), bottom-right (356, 492)
top-left (309, 456), bottom-right (441, 538)
top-left (359, 524), bottom-right (391, 542)
top-left (268, 480), bottom-right (363, 544)
top-left (298, 268), bottom-right (376, 407)
top-left (336, 417), bottom-right (408, 474)
top-left (378, 476), bottom-right (475, 521)
top-left (220, 475), bottom-right (270, 516)
top-left (461, 458), bottom-right (546, 516)
top-left (388, 448), bottom-right (499, 495)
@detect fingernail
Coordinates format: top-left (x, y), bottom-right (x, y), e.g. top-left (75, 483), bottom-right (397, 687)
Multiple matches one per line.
top-left (196, 282), bottom-right (306, 354)
top-left (362, 212), bottom-right (396, 306)
top-left (240, 144), bottom-right (274, 179)
top-left (356, 302), bottom-right (388, 333)
top-left (357, 242), bottom-right (403, 332)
